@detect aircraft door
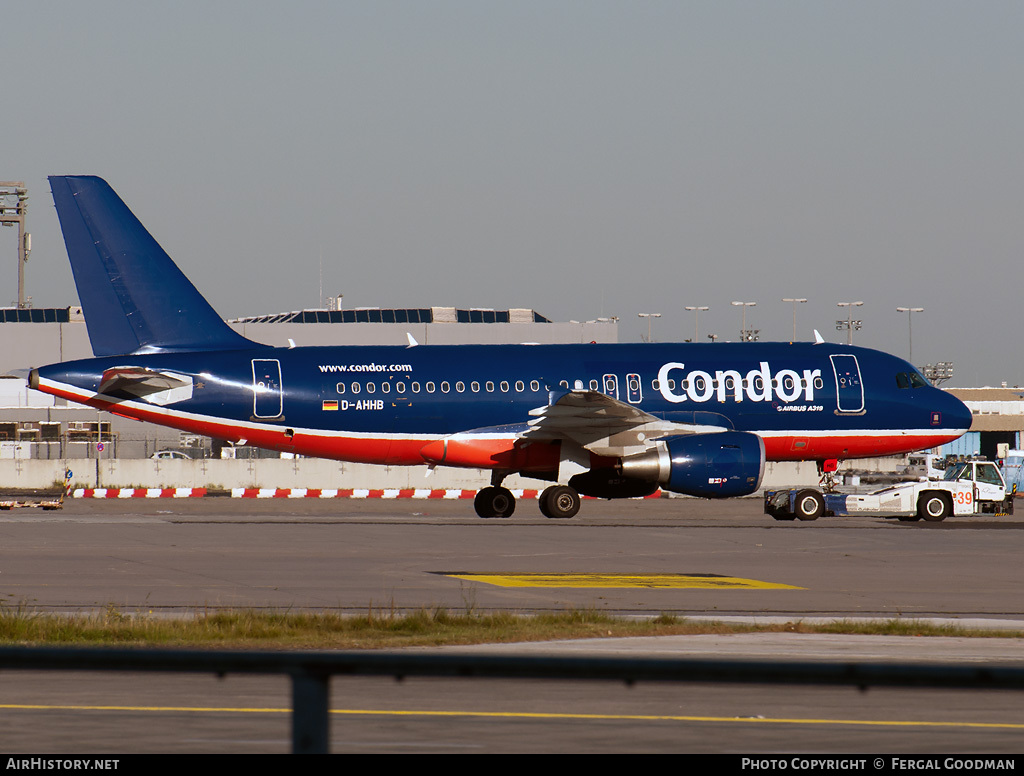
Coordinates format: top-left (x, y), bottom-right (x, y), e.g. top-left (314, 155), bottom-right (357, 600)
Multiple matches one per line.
top-left (830, 355), bottom-right (864, 413)
top-left (252, 359), bottom-right (283, 418)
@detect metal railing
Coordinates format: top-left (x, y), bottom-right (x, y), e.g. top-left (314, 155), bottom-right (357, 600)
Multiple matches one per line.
top-left (2, 647), bottom-right (1024, 753)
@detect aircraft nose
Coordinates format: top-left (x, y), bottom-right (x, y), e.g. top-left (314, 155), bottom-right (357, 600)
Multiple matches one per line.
top-left (941, 390), bottom-right (972, 433)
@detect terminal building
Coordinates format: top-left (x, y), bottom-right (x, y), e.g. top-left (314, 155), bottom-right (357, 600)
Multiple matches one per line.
top-left (941, 387), bottom-right (1024, 460)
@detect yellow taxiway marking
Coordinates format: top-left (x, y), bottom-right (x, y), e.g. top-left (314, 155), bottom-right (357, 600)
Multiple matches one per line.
top-left (0, 704), bottom-right (1021, 730)
top-left (442, 572), bottom-right (802, 589)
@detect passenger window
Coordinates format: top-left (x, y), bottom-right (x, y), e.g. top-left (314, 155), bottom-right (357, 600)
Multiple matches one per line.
top-left (456, 381), bottom-right (465, 393)
top-left (486, 381), bottom-right (495, 392)
top-left (590, 379), bottom-right (599, 390)
top-left (530, 380), bottom-right (540, 392)
top-left (336, 382), bottom-right (345, 394)
top-left (426, 381), bottom-right (435, 393)
top-left (351, 382), bottom-right (361, 394)
top-left (411, 382), bottom-right (420, 393)
top-left (441, 381), bottom-right (450, 393)
top-left (380, 382), bottom-right (390, 393)
top-left (501, 381), bottom-right (510, 392)
top-left (366, 383), bottom-right (375, 393)
top-left (396, 382), bottom-right (405, 393)
top-left (515, 380), bottom-right (524, 392)
top-left (471, 381), bottom-right (480, 392)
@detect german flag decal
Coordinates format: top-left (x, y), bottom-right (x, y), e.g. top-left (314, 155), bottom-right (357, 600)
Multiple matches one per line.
top-left (322, 400), bottom-right (339, 411)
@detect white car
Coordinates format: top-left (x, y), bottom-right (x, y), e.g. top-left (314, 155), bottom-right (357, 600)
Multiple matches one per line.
top-left (150, 450), bottom-right (191, 460)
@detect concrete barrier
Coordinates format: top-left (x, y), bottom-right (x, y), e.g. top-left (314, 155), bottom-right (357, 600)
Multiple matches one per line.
top-left (1, 457), bottom-right (826, 494)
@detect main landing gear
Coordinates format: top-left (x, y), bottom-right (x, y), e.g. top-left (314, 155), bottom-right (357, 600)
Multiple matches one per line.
top-left (473, 480), bottom-right (582, 519)
top-left (538, 485), bottom-right (581, 519)
top-left (474, 486), bottom-right (516, 518)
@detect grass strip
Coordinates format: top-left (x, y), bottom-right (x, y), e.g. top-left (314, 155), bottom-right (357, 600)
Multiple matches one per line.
top-left (0, 606), bottom-right (1020, 649)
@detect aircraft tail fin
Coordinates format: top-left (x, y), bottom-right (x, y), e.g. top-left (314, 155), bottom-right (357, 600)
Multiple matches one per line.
top-left (48, 175), bottom-right (260, 356)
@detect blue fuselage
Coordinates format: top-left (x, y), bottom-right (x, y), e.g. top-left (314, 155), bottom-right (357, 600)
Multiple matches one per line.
top-left (35, 340), bottom-right (972, 467)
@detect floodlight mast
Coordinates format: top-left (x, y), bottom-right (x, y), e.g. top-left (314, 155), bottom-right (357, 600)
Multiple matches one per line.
top-left (0, 182), bottom-right (29, 308)
top-left (836, 301), bottom-right (864, 345)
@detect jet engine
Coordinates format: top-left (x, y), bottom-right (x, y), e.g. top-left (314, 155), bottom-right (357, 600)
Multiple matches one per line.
top-left (618, 431), bottom-right (765, 498)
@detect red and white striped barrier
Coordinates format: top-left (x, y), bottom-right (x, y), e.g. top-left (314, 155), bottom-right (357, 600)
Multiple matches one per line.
top-left (232, 488), bottom-right (531, 499)
top-left (71, 488), bottom-right (207, 498)
top-left (70, 487), bottom-right (663, 499)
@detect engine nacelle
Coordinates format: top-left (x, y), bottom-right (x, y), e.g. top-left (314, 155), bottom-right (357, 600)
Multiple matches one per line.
top-left (619, 431), bottom-right (765, 498)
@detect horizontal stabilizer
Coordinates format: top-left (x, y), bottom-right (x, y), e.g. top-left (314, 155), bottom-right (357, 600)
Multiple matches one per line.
top-left (98, 366), bottom-right (194, 405)
top-left (49, 176), bottom-right (261, 356)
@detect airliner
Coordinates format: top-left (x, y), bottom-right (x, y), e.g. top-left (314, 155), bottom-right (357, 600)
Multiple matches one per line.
top-left (30, 176), bottom-right (972, 518)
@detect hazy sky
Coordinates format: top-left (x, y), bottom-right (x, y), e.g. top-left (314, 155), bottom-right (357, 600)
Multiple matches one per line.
top-left (3, 2), bottom-right (1022, 386)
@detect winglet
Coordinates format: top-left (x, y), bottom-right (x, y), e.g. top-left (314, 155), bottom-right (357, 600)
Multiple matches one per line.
top-left (813, 329), bottom-right (825, 344)
top-left (406, 332), bottom-right (419, 348)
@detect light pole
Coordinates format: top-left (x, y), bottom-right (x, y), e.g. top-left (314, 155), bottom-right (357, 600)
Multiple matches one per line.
top-left (896, 307), bottom-right (924, 363)
top-left (731, 301), bottom-right (757, 341)
top-left (836, 301), bottom-right (864, 345)
top-left (782, 298), bottom-right (807, 341)
top-left (637, 312), bottom-right (661, 343)
top-left (684, 306), bottom-right (708, 342)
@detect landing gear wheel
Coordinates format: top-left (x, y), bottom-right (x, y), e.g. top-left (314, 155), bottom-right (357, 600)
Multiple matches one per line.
top-left (918, 493), bottom-right (950, 522)
top-left (474, 486), bottom-right (516, 518)
top-left (795, 489), bottom-right (825, 521)
top-left (539, 485), bottom-right (580, 519)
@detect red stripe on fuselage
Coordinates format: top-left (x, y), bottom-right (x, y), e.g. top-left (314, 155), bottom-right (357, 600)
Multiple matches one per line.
top-left (761, 433), bottom-right (961, 461)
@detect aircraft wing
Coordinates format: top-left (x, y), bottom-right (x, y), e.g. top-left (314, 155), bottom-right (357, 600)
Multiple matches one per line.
top-left (523, 389), bottom-right (729, 457)
top-left (98, 366), bottom-right (194, 405)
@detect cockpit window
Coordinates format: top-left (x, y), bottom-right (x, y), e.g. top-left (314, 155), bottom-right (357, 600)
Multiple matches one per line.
top-left (896, 371), bottom-right (929, 389)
